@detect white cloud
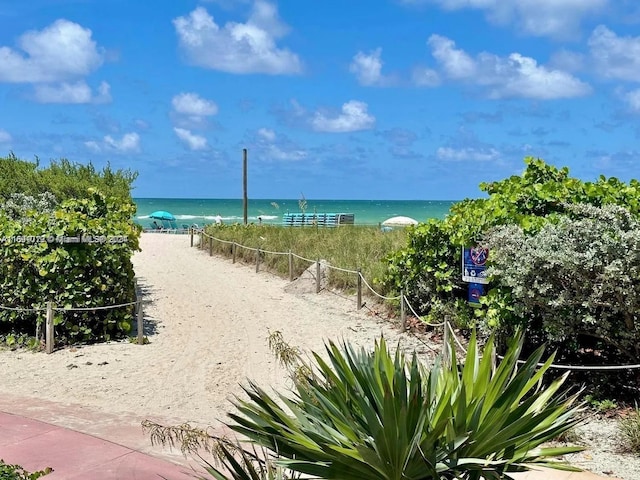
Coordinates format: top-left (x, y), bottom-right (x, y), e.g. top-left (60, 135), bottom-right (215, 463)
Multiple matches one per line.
top-left (429, 35), bottom-right (476, 79)
top-left (172, 92), bottom-right (218, 116)
top-left (33, 80), bottom-right (111, 104)
top-left (311, 101), bottom-right (375, 133)
top-left (246, 128), bottom-right (307, 161)
top-left (404, 0), bottom-right (607, 38)
top-left (589, 25), bottom-right (640, 82)
top-left (257, 127), bottom-right (276, 141)
top-left (349, 48), bottom-right (394, 86)
top-left (427, 34), bottom-right (591, 99)
top-left (0, 129), bottom-right (11, 143)
top-left (624, 89), bottom-right (640, 112)
top-left (0, 19), bottom-right (104, 83)
top-left (437, 146), bottom-right (501, 162)
top-left (173, 2), bottom-right (301, 75)
top-left (253, 128), bottom-right (306, 161)
top-left (265, 144), bottom-right (306, 161)
top-left (105, 133), bottom-right (140, 152)
top-left (174, 127), bottom-right (208, 150)
top-left (86, 132), bottom-right (140, 153)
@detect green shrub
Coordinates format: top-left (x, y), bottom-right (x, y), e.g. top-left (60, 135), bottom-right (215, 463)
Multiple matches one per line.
top-left (584, 395), bottom-right (618, 414)
top-left (0, 154), bottom-right (137, 204)
top-left (227, 332), bottom-right (584, 480)
top-left (383, 158), bottom-right (640, 399)
top-left (481, 204), bottom-right (640, 366)
top-left (385, 158), bottom-right (640, 323)
top-left (0, 190), bottom-right (140, 344)
top-left (0, 460), bottom-right (51, 480)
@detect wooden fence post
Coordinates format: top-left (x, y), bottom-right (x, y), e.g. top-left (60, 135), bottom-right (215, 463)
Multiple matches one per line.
top-left (190, 228), bottom-right (194, 247)
top-left (316, 259), bottom-right (321, 293)
top-left (400, 290), bottom-right (407, 331)
top-left (209, 236), bottom-right (213, 256)
top-left (357, 268), bottom-right (362, 310)
top-left (256, 248), bottom-right (261, 273)
top-left (288, 250), bottom-right (293, 281)
top-left (232, 242), bottom-right (236, 264)
top-left (45, 301), bottom-right (54, 354)
top-left (137, 298), bottom-right (144, 345)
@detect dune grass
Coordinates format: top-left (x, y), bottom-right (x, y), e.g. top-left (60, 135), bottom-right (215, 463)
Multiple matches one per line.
top-left (201, 224), bottom-right (407, 295)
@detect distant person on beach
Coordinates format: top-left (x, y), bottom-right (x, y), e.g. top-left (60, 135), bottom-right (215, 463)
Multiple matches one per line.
top-left (152, 221), bottom-right (162, 230)
top-left (258, 216), bottom-right (263, 225)
top-left (215, 213), bottom-right (222, 225)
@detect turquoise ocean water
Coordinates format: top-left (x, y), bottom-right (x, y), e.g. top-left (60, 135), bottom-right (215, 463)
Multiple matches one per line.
top-left (134, 198), bottom-right (458, 228)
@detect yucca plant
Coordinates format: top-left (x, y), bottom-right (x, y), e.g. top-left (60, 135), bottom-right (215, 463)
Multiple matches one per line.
top-left (228, 332), bottom-right (584, 480)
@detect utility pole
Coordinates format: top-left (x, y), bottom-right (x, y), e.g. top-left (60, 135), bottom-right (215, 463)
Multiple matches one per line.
top-left (243, 148), bottom-right (248, 225)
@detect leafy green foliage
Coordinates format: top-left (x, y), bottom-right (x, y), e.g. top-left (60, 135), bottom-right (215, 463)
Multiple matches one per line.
top-left (385, 158), bottom-right (640, 397)
top-left (0, 460), bottom-right (51, 480)
top-left (384, 219), bottom-right (462, 310)
top-left (0, 154), bottom-right (137, 204)
top-left (0, 190), bottom-right (140, 344)
top-left (481, 203), bottom-right (640, 366)
top-left (228, 332), bottom-right (584, 480)
top-left (386, 158), bottom-right (640, 312)
top-left (583, 395), bottom-right (618, 414)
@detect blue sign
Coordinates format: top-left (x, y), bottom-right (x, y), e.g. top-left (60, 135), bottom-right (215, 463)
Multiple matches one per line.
top-left (462, 246), bottom-right (489, 284)
top-left (468, 282), bottom-right (486, 305)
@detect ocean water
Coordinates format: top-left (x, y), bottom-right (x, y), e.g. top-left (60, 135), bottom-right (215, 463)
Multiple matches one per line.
top-left (134, 198), bottom-right (458, 228)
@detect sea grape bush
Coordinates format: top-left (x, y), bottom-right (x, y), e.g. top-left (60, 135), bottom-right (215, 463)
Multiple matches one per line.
top-left (0, 190), bottom-right (140, 344)
top-left (0, 153), bottom-right (137, 204)
top-left (384, 219), bottom-right (462, 312)
top-left (481, 203), bottom-right (640, 365)
top-left (385, 157), bottom-right (640, 378)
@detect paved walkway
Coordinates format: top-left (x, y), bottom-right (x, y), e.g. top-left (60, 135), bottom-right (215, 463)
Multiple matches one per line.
top-left (0, 394), bottom-right (207, 479)
top-left (0, 394), bottom-right (621, 480)
top-left (0, 411), bottom-right (200, 479)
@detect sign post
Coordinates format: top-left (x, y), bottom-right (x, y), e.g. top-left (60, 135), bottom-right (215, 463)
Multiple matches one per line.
top-left (461, 246), bottom-right (489, 305)
top-left (462, 246), bottom-right (489, 284)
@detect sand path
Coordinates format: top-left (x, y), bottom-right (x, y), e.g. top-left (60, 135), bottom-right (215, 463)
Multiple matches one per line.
top-left (0, 233), bottom-right (426, 430)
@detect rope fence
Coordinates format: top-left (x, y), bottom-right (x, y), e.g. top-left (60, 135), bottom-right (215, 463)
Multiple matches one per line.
top-left (0, 283), bottom-right (146, 354)
top-left (194, 229), bottom-right (640, 373)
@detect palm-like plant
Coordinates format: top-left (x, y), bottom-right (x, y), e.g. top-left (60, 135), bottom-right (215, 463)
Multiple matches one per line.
top-left (229, 332), bottom-right (584, 480)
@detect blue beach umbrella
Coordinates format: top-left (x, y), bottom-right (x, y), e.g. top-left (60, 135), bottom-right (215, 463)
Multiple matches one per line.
top-left (149, 210), bottom-right (177, 229)
top-left (149, 210), bottom-right (175, 221)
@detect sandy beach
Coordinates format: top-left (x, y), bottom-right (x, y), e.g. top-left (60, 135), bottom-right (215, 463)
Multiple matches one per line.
top-left (0, 233), bottom-right (428, 431)
top-left (0, 232), bottom-right (639, 479)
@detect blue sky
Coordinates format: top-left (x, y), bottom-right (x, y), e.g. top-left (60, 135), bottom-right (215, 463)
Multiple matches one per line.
top-left (1, 0), bottom-right (640, 200)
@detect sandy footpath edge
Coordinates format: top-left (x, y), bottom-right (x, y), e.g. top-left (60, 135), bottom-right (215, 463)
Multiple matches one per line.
top-left (0, 232), bottom-right (638, 479)
top-left (0, 233), bottom-right (428, 431)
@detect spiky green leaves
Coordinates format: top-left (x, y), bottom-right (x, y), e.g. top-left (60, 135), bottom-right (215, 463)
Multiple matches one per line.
top-left (229, 332), bottom-right (583, 480)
